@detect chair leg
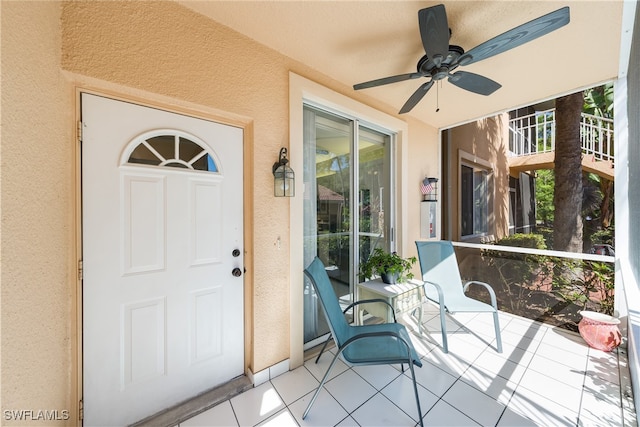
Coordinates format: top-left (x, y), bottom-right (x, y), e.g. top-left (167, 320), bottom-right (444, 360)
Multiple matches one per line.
top-left (407, 361), bottom-right (424, 427)
top-left (439, 304), bottom-right (448, 353)
top-left (303, 349), bottom-right (341, 420)
top-left (315, 334), bottom-right (332, 363)
top-left (493, 311), bottom-right (503, 353)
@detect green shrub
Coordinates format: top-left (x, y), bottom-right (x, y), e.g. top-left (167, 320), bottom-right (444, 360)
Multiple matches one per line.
top-left (591, 228), bottom-right (614, 247)
top-left (496, 233), bottom-right (547, 249)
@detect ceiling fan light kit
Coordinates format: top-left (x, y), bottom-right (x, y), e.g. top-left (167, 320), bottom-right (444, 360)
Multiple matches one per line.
top-left (353, 4), bottom-right (570, 114)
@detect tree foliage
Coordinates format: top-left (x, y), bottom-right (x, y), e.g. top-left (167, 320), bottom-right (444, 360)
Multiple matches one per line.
top-left (584, 83), bottom-right (614, 119)
top-left (535, 170), bottom-right (555, 225)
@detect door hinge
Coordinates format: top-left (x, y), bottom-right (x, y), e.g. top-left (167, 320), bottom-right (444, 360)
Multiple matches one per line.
top-left (79, 399), bottom-right (83, 421)
top-left (78, 260), bottom-right (83, 281)
top-left (77, 121), bottom-right (83, 143)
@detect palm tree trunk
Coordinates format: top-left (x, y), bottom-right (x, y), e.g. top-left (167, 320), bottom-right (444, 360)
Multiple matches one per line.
top-left (553, 91), bottom-right (584, 252)
top-left (600, 178), bottom-right (613, 228)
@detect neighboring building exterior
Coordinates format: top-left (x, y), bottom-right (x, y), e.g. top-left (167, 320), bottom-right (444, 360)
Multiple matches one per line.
top-left (442, 105), bottom-right (615, 245)
top-left (441, 114), bottom-right (512, 243)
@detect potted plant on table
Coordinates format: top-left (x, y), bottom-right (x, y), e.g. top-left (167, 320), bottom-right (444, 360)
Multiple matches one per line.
top-left (359, 248), bottom-right (417, 284)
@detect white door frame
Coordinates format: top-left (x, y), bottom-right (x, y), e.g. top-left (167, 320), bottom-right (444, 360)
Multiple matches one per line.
top-left (74, 87), bottom-right (252, 422)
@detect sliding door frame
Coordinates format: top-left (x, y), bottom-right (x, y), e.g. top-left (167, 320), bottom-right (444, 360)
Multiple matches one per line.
top-left (289, 72), bottom-right (409, 368)
top-left (301, 102), bottom-right (397, 349)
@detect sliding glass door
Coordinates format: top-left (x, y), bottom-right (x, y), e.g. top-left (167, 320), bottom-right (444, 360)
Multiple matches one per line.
top-left (303, 105), bottom-right (394, 346)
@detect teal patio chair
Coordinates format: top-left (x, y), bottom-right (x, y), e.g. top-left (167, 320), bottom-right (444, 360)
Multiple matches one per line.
top-left (303, 257), bottom-right (424, 426)
top-left (415, 241), bottom-right (503, 353)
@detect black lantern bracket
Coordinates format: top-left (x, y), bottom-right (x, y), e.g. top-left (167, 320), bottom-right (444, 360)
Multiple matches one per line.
top-left (272, 148), bottom-right (289, 174)
top-left (272, 147), bottom-right (295, 197)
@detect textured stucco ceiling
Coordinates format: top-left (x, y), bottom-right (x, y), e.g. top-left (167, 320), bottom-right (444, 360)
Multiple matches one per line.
top-left (179, 1), bottom-right (624, 129)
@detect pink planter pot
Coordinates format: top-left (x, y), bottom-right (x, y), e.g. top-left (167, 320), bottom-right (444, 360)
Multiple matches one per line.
top-left (578, 310), bottom-right (622, 352)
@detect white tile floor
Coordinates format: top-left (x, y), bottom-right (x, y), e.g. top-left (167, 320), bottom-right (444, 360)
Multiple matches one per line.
top-left (180, 304), bottom-right (636, 427)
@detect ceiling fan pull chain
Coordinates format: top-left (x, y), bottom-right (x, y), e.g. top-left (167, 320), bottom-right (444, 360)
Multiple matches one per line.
top-left (436, 83), bottom-right (440, 113)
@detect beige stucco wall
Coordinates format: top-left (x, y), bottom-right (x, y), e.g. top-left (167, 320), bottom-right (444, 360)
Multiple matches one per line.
top-left (405, 117), bottom-right (441, 265)
top-left (1, 1), bottom-right (76, 424)
top-left (1, 1), bottom-right (439, 423)
top-left (59, 0), bottom-right (301, 375)
top-left (446, 114), bottom-right (510, 242)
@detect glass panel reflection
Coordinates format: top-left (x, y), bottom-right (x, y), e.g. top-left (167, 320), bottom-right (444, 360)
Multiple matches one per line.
top-left (147, 135), bottom-right (175, 160)
top-left (358, 126), bottom-right (389, 272)
top-left (303, 105), bottom-right (393, 346)
top-left (178, 137), bottom-right (203, 163)
top-left (314, 110), bottom-right (352, 327)
top-left (129, 143), bottom-right (161, 166)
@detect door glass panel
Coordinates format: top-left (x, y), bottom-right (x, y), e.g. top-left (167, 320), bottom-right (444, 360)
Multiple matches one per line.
top-left (303, 105), bottom-right (392, 346)
top-left (358, 126), bottom-right (390, 268)
top-left (303, 107), bottom-right (352, 343)
top-left (461, 164), bottom-right (473, 235)
top-left (461, 164), bottom-right (489, 237)
top-left (147, 135), bottom-right (175, 160)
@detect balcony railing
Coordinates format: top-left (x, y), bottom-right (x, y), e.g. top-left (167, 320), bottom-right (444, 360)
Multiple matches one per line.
top-left (451, 241), bottom-right (615, 331)
top-left (509, 109), bottom-right (614, 162)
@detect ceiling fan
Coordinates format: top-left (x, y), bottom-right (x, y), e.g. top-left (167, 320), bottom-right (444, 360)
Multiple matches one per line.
top-left (353, 4), bottom-right (570, 114)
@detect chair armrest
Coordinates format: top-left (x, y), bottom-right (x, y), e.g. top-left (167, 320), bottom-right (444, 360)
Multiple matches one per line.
top-left (463, 280), bottom-right (499, 309)
top-left (418, 279), bottom-right (446, 305)
top-left (345, 299), bottom-right (397, 322)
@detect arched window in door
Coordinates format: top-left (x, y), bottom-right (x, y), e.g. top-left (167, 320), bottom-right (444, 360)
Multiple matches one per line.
top-left (123, 131), bottom-right (220, 173)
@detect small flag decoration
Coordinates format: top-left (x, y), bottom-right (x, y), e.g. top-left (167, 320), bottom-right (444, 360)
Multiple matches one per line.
top-left (420, 178), bottom-right (433, 195)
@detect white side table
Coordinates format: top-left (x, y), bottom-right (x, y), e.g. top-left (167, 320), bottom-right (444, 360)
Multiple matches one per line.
top-left (357, 278), bottom-right (424, 333)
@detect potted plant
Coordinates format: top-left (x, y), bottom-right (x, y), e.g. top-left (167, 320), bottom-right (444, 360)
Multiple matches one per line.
top-left (359, 248), bottom-right (417, 284)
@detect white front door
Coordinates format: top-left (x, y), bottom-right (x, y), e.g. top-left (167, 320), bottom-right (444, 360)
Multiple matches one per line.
top-left (81, 93), bottom-right (244, 426)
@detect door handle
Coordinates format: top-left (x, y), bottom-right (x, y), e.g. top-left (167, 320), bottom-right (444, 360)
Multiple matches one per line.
top-left (232, 268), bottom-right (242, 277)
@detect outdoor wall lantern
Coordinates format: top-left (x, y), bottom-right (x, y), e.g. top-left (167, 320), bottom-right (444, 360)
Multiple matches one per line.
top-left (420, 177), bottom-right (439, 239)
top-left (420, 177), bottom-right (438, 202)
top-left (272, 147), bottom-right (295, 197)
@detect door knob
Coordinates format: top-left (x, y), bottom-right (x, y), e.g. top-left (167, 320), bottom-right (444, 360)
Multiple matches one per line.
top-left (232, 268), bottom-right (242, 277)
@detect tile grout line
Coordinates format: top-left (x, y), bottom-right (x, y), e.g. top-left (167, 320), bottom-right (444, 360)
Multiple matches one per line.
top-left (178, 309), bottom-right (630, 427)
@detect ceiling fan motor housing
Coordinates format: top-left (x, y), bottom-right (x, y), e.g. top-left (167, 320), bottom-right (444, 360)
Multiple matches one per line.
top-left (418, 45), bottom-right (464, 80)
